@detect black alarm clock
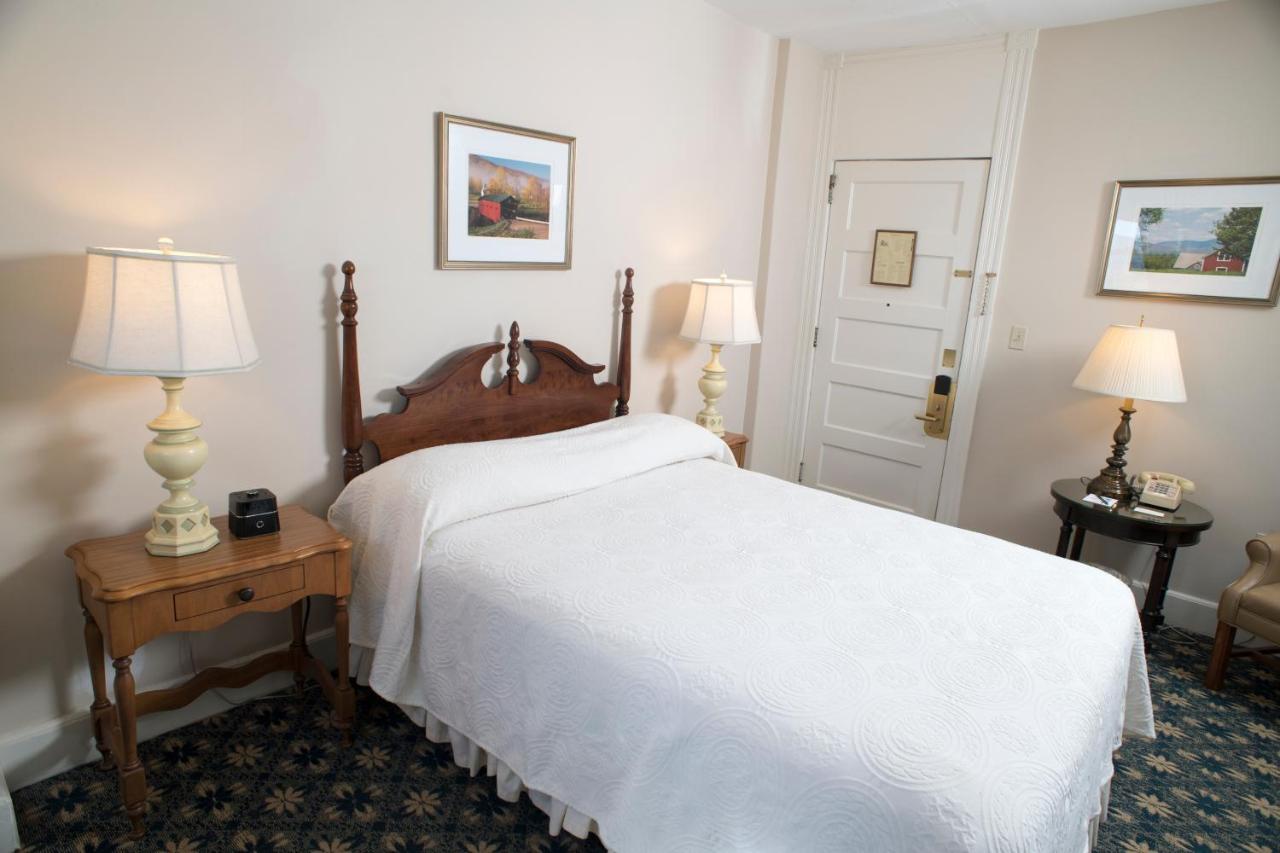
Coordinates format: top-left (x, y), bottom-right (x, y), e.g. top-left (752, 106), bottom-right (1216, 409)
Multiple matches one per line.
top-left (228, 488), bottom-right (281, 538)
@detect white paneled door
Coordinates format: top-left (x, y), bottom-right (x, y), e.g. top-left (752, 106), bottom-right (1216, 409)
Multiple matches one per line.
top-left (801, 159), bottom-right (989, 518)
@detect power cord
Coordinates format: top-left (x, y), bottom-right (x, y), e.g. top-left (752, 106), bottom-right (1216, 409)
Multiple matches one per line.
top-left (1153, 625), bottom-right (1199, 646)
top-left (1154, 624), bottom-right (1274, 649)
top-left (181, 601), bottom-right (319, 708)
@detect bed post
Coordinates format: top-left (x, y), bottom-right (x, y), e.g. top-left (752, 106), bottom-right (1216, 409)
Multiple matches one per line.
top-left (506, 321), bottom-right (521, 395)
top-left (616, 267), bottom-right (634, 416)
top-left (340, 260), bottom-right (365, 483)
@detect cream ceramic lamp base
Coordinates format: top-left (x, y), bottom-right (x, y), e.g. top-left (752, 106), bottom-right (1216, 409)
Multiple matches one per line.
top-left (69, 240), bottom-right (258, 558)
top-left (695, 344), bottom-right (728, 437)
top-left (680, 273), bottom-right (760, 438)
top-left (143, 377), bottom-right (218, 556)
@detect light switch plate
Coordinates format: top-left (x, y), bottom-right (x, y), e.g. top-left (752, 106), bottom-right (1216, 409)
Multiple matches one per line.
top-left (1008, 325), bottom-right (1027, 350)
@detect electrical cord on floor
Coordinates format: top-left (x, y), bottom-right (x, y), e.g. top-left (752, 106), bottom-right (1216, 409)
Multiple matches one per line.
top-left (1155, 624), bottom-right (1273, 649)
top-left (1153, 625), bottom-right (1199, 646)
top-left (181, 622), bottom-right (319, 709)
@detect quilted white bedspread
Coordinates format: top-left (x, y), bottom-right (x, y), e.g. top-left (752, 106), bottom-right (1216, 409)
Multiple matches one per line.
top-left (330, 414), bottom-right (1154, 853)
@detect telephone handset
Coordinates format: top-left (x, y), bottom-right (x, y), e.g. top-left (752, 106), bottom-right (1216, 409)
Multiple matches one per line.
top-left (1135, 471), bottom-right (1195, 511)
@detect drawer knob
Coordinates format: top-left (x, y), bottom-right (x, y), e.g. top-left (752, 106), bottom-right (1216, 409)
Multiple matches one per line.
top-left (237, 587), bottom-right (255, 602)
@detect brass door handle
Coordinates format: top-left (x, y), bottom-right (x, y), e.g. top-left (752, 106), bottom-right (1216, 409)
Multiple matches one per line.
top-left (914, 413), bottom-right (940, 423)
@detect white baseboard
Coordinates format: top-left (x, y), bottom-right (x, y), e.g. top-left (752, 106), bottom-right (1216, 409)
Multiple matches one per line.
top-left (1130, 581), bottom-right (1218, 637)
top-left (0, 766), bottom-right (19, 853)
top-left (0, 628), bottom-right (336, 793)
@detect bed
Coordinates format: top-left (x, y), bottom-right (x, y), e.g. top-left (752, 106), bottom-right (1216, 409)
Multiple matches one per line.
top-left (328, 261), bottom-right (1154, 852)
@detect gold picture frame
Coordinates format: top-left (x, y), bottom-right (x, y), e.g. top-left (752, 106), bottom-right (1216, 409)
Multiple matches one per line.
top-left (437, 113), bottom-right (576, 270)
top-left (1097, 176), bottom-right (1280, 306)
top-left (870, 229), bottom-right (917, 287)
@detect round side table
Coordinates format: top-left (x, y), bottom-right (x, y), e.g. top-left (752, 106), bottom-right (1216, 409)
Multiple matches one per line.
top-left (1050, 478), bottom-right (1213, 642)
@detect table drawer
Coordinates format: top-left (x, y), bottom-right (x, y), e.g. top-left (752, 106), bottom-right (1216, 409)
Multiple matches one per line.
top-left (173, 563), bottom-right (305, 621)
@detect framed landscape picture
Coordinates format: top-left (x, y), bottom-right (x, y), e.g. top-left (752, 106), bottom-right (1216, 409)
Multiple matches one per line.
top-left (437, 113), bottom-right (575, 270)
top-left (1097, 177), bottom-right (1280, 306)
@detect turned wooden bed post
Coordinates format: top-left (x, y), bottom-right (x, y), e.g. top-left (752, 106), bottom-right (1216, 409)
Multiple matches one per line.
top-left (616, 267), bottom-right (634, 416)
top-left (506, 321), bottom-right (521, 395)
top-left (340, 261), bottom-right (365, 483)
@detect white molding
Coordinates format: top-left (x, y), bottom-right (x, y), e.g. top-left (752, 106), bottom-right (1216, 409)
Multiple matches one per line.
top-left (838, 33), bottom-right (1008, 65)
top-left (785, 32), bottom-right (1039, 513)
top-left (0, 628), bottom-right (336, 792)
top-left (933, 29), bottom-right (1038, 525)
top-left (1130, 582), bottom-right (1218, 637)
top-left (782, 61), bottom-right (838, 483)
top-left (0, 766), bottom-right (18, 853)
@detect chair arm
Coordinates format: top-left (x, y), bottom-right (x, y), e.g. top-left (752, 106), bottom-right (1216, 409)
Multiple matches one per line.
top-left (1219, 532), bottom-right (1280, 624)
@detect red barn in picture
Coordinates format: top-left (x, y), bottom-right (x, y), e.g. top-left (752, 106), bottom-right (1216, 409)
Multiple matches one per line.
top-left (477, 193), bottom-right (519, 224)
top-left (1173, 248), bottom-right (1247, 273)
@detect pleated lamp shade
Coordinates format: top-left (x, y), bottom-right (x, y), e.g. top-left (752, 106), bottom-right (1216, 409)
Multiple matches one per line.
top-left (1072, 324), bottom-right (1186, 403)
top-left (70, 241), bottom-right (259, 377)
top-left (679, 274), bottom-right (761, 345)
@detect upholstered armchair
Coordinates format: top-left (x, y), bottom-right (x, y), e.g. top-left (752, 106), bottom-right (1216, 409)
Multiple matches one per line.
top-left (1206, 532), bottom-right (1280, 689)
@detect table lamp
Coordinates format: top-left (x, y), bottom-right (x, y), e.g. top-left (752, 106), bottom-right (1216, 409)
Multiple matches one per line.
top-left (679, 273), bottom-right (761, 436)
top-left (69, 238), bottom-right (259, 556)
top-left (1072, 320), bottom-right (1185, 502)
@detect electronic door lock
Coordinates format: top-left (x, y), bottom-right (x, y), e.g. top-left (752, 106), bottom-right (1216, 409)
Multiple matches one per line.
top-left (917, 374), bottom-right (956, 439)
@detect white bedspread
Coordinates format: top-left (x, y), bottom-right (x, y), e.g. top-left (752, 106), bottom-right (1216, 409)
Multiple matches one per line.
top-left (330, 414), bottom-right (1154, 853)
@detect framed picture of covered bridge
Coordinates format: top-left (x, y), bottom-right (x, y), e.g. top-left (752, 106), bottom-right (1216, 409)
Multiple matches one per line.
top-left (437, 113), bottom-right (576, 270)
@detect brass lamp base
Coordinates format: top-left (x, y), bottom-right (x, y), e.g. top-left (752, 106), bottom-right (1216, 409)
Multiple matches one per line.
top-left (1087, 470), bottom-right (1132, 503)
top-left (1087, 398), bottom-right (1136, 502)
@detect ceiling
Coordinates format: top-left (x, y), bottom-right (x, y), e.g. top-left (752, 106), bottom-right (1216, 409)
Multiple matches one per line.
top-left (704, 0), bottom-right (1220, 53)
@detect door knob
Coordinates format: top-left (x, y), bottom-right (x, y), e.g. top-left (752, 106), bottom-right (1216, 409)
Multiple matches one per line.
top-left (914, 413), bottom-right (940, 423)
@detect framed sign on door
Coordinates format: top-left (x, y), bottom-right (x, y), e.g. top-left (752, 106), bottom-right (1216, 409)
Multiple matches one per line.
top-left (870, 229), bottom-right (917, 286)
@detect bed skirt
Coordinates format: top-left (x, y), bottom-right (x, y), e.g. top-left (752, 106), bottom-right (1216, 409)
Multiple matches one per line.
top-left (354, 645), bottom-right (1118, 852)
top-left (353, 646), bottom-right (604, 843)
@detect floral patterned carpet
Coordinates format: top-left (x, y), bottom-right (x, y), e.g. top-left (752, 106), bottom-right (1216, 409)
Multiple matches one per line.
top-left (12, 632), bottom-right (1279, 852)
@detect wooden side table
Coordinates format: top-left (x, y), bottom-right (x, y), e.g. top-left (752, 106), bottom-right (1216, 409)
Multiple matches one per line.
top-left (1050, 478), bottom-right (1213, 642)
top-left (68, 505), bottom-right (354, 839)
top-left (723, 431), bottom-right (749, 467)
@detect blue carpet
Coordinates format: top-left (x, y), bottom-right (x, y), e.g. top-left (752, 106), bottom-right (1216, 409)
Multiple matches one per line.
top-left (12, 632), bottom-right (1279, 851)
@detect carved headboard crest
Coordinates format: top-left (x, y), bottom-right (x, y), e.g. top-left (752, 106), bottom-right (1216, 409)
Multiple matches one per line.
top-left (340, 263), bottom-right (635, 482)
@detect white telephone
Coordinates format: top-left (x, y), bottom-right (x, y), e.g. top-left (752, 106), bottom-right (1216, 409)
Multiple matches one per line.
top-left (1135, 471), bottom-right (1195, 511)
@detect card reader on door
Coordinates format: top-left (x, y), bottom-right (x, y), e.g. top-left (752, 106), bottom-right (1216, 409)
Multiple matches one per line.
top-left (914, 374), bottom-right (956, 439)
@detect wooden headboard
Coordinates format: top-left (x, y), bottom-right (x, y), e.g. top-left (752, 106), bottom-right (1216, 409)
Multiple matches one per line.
top-left (339, 261), bottom-right (635, 483)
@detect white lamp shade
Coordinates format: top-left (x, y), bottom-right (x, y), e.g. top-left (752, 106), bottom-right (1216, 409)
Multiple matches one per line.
top-left (679, 275), bottom-right (761, 345)
top-left (1072, 324), bottom-right (1186, 403)
top-left (70, 245), bottom-right (259, 376)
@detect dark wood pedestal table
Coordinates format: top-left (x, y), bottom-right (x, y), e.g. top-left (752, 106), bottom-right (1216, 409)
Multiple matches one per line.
top-left (1050, 478), bottom-right (1213, 643)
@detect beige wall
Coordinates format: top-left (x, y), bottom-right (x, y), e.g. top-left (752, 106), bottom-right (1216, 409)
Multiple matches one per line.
top-left (0, 0), bottom-right (776, 783)
top-left (961, 0), bottom-right (1280, 631)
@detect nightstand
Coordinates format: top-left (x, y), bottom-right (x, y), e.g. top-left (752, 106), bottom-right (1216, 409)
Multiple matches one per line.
top-left (68, 505), bottom-right (354, 839)
top-left (723, 431), bottom-right (749, 467)
top-left (1050, 479), bottom-right (1213, 643)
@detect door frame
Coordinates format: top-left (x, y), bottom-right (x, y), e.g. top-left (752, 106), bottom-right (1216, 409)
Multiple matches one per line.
top-left (783, 32), bottom-right (1038, 525)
